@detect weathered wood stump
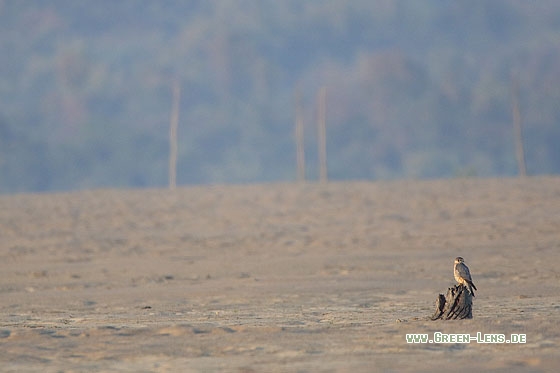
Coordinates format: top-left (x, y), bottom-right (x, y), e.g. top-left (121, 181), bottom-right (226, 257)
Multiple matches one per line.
top-left (431, 284), bottom-right (473, 320)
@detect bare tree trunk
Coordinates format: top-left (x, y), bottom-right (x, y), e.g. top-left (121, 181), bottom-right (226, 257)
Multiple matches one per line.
top-left (317, 86), bottom-right (327, 183)
top-left (431, 284), bottom-right (473, 320)
top-left (169, 80), bottom-right (180, 190)
top-left (295, 90), bottom-right (305, 182)
top-left (511, 74), bottom-right (527, 177)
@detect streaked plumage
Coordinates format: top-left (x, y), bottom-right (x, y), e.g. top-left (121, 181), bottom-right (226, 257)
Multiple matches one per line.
top-left (454, 257), bottom-right (477, 297)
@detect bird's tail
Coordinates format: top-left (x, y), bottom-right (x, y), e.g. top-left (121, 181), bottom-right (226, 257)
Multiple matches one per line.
top-left (467, 281), bottom-right (476, 297)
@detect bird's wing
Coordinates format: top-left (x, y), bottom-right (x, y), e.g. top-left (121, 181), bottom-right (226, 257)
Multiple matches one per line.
top-left (457, 263), bottom-right (472, 281)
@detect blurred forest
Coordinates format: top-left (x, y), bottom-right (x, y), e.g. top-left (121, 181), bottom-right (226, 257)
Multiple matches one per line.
top-left (1, 0), bottom-right (560, 193)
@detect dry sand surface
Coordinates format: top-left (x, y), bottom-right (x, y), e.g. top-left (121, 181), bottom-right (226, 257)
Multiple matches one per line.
top-left (1, 177), bottom-right (560, 372)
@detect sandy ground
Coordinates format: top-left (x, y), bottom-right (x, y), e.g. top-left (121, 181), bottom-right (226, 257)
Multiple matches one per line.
top-left (1, 177), bottom-right (559, 372)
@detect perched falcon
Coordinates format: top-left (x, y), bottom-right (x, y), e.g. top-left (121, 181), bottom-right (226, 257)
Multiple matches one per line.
top-left (454, 257), bottom-right (477, 297)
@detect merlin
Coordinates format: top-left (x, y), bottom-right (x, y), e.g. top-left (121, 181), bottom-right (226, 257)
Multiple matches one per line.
top-left (454, 257), bottom-right (477, 297)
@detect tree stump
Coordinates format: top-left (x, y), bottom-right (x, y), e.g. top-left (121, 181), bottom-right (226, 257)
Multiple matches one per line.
top-left (431, 284), bottom-right (473, 320)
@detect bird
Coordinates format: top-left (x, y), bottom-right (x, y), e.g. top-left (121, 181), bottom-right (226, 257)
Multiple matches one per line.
top-left (454, 257), bottom-right (477, 297)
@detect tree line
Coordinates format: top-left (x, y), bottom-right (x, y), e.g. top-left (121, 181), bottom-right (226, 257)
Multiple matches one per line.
top-left (1, 0), bottom-right (560, 192)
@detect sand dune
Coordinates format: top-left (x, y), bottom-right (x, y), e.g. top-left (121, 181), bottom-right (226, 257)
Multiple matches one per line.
top-left (1, 178), bottom-right (559, 372)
